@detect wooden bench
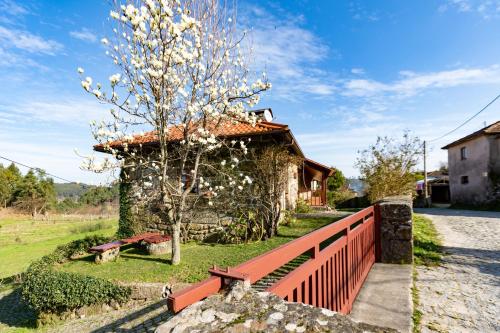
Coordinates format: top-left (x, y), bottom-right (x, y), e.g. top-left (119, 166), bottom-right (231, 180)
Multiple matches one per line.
top-left (89, 232), bottom-right (165, 263)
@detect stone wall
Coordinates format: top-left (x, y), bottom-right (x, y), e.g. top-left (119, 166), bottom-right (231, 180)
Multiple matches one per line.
top-left (143, 208), bottom-right (231, 242)
top-left (157, 281), bottom-right (396, 333)
top-left (377, 196), bottom-right (413, 264)
top-left (122, 160), bottom-right (298, 242)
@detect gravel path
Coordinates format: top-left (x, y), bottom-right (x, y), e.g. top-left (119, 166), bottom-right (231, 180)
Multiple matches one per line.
top-left (414, 208), bottom-right (500, 333)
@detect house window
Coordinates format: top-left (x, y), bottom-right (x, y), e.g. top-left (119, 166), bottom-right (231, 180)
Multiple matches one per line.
top-left (461, 176), bottom-right (469, 184)
top-left (460, 147), bottom-right (467, 160)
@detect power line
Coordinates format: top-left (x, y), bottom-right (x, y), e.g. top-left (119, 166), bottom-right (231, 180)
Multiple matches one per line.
top-left (0, 155), bottom-right (80, 184)
top-left (427, 93), bottom-right (500, 143)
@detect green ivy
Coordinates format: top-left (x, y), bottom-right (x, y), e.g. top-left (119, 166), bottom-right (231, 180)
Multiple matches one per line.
top-left (117, 168), bottom-right (134, 238)
top-left (21, 235), bottom-right (131, 316)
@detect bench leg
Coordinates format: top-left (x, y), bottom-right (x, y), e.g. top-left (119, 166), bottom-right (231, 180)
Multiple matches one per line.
top-left (95, 247), bottom-right (120, 264)
top-left (144, 240), bottom-right (172, 255)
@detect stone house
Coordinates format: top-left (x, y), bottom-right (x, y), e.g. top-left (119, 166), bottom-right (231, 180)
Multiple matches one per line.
top-left (442, 121), bottom-right (500, 206)
top-left (95, 109), bottom-right (333, 240)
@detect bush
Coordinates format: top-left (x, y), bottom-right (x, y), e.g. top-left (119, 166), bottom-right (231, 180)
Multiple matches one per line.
top-left (22, 269), bottom-right (130, 314)
top-left (295, 198), bottom-right (312, 213)
top-left (280, 210), bottom-right (296, 226)
top-left (327, 189), bottom-right (356, 208)
top-left (21, 235), bottom-right (131, 316)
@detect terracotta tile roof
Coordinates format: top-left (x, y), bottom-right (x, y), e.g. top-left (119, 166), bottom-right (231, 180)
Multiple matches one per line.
top-left (94, 119), bottom-right (289, 152)
top-left (442, 120), bottom-right (500, 149)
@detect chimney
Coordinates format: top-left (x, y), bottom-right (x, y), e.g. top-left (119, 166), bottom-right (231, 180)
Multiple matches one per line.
top-left (250, 108), bottom-right (273, 122)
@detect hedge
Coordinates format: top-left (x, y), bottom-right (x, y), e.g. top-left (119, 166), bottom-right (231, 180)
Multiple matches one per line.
top-left (21, 235), bottom-right (131, 315)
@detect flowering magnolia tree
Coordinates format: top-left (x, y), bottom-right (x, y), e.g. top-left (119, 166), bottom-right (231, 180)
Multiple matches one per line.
top-left (79, 0), bottom-right (270, 264)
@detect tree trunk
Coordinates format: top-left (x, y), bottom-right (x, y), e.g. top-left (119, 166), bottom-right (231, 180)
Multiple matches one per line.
top-left (171, 222), bottom-right (181, 265)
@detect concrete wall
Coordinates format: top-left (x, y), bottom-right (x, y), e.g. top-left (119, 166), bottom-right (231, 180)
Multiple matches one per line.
top-left (448, 136), bottom-right (491, 205)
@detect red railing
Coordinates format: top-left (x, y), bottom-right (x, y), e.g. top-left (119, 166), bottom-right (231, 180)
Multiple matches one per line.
top-left (167, 206), bottom-right (376, 314)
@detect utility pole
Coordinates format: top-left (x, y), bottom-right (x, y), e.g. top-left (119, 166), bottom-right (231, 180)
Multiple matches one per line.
top-left (423, 140), bottom-right (428, 207)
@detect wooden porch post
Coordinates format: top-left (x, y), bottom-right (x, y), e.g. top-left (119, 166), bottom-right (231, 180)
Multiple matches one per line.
top-left (322, 178), bottom-right (327, 206)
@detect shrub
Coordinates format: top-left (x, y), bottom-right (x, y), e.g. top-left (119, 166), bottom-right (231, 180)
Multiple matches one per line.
top-left (22, 268), bottom-right (129, 314)
top-left (356, 133), bottom-right (421, 203)
top-left (327, 189), bottom-right (356, 208)
top-left (280, 210), bottom-right (296, 226)
top-left (21, 235), bottom-right (130, 316)
top-left (295, 198), bottom-right (312, 213)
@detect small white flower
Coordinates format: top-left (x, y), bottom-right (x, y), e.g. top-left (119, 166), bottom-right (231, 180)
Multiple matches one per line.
top-left (101, 38), bottom-right (109, 45)
top-left (109, 73), bottom-right (121, 85)
top-left (77, 67), bottom-right (84, 74)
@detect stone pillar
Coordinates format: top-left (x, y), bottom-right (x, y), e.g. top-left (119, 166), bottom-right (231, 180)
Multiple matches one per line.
top-left (377, 196), bottom-right (413, 264)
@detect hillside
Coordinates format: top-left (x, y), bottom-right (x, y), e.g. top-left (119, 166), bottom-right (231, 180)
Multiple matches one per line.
top-left (54, 182), bottom-right (94, 199)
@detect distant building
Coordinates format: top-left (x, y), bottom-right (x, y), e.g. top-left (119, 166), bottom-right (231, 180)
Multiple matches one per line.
top-left (442, 121), bottom-right (500, 205)
top-left (415, 170), bottom-right (450, 204)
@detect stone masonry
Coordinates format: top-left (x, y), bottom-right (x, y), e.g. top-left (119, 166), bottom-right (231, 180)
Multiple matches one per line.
top-left (377, 196), bottom-right (413, 264)
top-left (156, 281), bottom-right (397, 333)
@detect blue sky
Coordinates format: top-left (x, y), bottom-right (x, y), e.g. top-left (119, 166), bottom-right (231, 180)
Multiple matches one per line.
top-left (1, 0), bottom-right (500, 184)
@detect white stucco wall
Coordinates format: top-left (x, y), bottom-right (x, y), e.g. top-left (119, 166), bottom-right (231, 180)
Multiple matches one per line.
top-left (285, 164), bottom-right (299, 210)
top-left (448, 136), bottom-right (491, 204)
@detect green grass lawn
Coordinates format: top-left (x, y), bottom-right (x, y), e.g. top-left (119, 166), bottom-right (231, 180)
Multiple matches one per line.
top-left (0, 214), bottom-right (117, 279)
top-left (57, 216), bottom-right (341, 284)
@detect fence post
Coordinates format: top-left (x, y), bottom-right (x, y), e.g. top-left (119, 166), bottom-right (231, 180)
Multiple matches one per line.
top-left (374, 204), bottom-right (382, 262)
top-left (376, 197), bottom-right (413, 264)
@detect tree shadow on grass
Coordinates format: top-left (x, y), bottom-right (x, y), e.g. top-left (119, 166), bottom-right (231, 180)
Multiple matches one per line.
top-left (0, 288), bottom-right (37, 330)
top-left (120, 253), bottom-right (171, 265)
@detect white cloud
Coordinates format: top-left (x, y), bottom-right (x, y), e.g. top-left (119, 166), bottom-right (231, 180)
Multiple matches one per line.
top-left (342, 65), bottom-right (500, 97)
top-left (69, 28), bottom-right (97, 43)
top-left (439, 0), bottom-right (500, 19)
top-left (351, 68), bottom-right (365, 75)
top-left (0, 26), bottom-right (63, 55)
top-left (240, 5), bottom-right (337, 101)
top-left (0, 0), bottom-right (28, 16)
top-left (349, 2), bottom-right (380, 22)
top-left (0, 98), bottom-right (109, 125)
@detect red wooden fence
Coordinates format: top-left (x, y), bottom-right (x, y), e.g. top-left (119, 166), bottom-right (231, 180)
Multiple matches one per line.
top-left (167, 206), bottom-right (377, 314)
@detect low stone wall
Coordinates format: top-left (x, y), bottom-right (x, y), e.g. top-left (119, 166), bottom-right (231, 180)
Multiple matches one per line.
top-left (377, 196), bottom-right (413, 264)
top-left (157, 281), bottom-right (397, 333)
top-left (143, 209), bottom-right (231, 242)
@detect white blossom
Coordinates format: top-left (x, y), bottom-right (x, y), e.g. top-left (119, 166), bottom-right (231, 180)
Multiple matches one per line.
top-left (109, 73), bottom-right (121, 85)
